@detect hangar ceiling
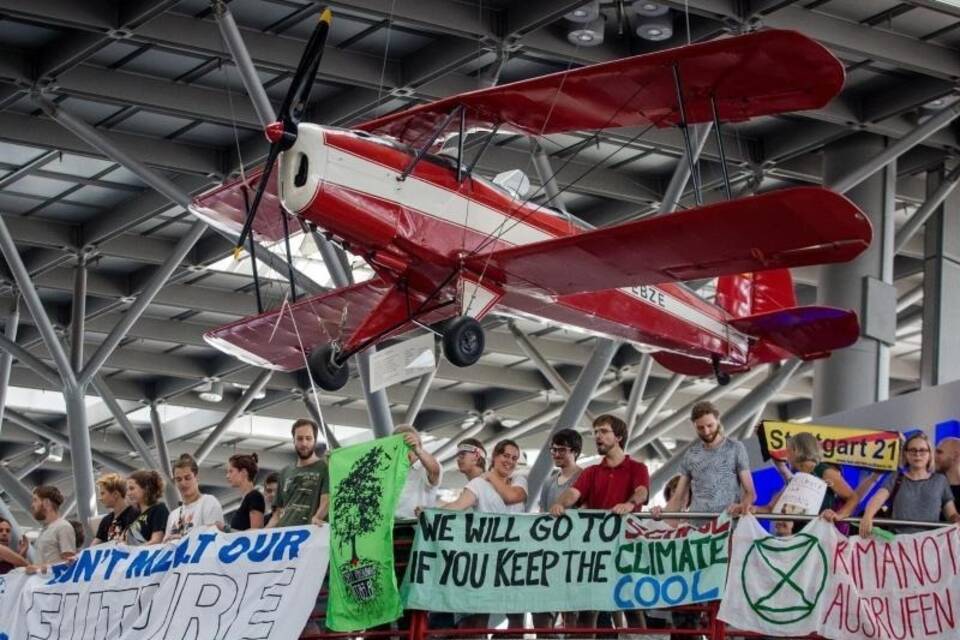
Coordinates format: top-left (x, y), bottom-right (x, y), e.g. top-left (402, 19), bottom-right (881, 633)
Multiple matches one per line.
top-left (0, 0), bottom-right (956, 521)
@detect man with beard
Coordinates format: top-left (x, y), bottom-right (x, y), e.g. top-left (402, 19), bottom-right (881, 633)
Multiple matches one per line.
top-left (31, 486), bottom-right (76, 565)
top-left (550, 415), bottom-right (649, 633)
top-left (653, 401), bottom-right (755, 520)
top-left (267, 419), bottom-right (330, 527)
top-left (0, 517), bottom-right (28, 573)
top-left (935, 437), bottom-right (960, 506)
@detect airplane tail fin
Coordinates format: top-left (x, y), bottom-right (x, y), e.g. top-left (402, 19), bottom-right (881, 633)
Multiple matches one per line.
top-left (652, 270), bottom-right (859, 378)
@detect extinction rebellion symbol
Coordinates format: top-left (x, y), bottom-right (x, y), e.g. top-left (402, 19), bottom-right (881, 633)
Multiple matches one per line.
top-left (741, 533), bottom-right (828, 624)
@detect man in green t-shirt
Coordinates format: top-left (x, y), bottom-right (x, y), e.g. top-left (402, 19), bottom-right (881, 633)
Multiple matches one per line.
top-left (267, 418), bottom-right (330, 527)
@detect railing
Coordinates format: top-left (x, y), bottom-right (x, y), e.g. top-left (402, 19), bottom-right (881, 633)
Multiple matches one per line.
top-left (300, 512), bottom-right (950, 640)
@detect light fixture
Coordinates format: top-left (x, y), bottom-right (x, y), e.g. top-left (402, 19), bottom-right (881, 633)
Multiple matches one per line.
top-left (565, 0), bottom-right (600, 23)
top-left (197, 380), bottom-right (224, 403)
top-left (47, 444), bottom-right (64, 463)
top-left (567, 17), bottom-right (605, 47)
top-left (632, 1), bottom-right (669, 17)
top-left (636, 14), bottom-right (673, 41)
top-left (232, 382), bottom-right (267, 400)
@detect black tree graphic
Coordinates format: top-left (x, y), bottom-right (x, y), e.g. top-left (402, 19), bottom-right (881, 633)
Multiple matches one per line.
top-left (333, 445), bottom-right (389, 564)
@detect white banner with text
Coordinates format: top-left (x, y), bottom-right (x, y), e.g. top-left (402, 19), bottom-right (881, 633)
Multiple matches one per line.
top-left (0, 525), bottom-right (329, 640)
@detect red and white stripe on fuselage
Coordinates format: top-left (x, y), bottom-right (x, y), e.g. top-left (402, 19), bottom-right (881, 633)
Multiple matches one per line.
top-left (279, 125), bottom-right (749, 366)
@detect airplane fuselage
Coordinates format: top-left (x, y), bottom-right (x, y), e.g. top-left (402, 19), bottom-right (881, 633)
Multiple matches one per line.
top-left (278, 124), bottom-right (749, 367)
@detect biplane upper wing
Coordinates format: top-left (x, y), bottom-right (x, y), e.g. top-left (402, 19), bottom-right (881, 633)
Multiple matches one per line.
top-left (191, 168), bottom-right (289, 243)
top-left (356, 29), bottom-right (843, 149)
top-left (204, 277), bottom-right (453, 371)
top-left (463, 187), bottom-right (872, 297)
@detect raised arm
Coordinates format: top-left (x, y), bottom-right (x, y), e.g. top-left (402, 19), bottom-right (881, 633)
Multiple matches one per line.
top-left (820, 466), bottom-right (858, 522)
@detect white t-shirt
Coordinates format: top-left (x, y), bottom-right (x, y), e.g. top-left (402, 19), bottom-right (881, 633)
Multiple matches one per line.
top-left (395, 460), bottom-right (442, 519)
top-left (165, 494), bottom-right (224, 538)
top-left (465, 474), bottom-right (529, 513)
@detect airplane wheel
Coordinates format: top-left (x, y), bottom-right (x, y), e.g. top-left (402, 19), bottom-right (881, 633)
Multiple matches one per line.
top-left (307, 345), bottom-right (350, 391)
top-left (442, 317), bottom-right (485, 367)
top-left (716, 371), bottom-right (731, 386)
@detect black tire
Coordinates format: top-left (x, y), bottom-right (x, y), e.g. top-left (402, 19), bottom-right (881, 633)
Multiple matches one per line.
top-left (306, 345), bottom-right (350, 391)
top-left (716, 370), bottom-right (732, 386)
top-left (442, 316), bottom-right (485, 367)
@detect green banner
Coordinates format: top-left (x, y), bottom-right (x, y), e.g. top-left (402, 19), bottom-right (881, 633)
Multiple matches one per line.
top-left (401, 509), bottom-right (731, 613)
top-left (327, 435), bottom-right (411, 631)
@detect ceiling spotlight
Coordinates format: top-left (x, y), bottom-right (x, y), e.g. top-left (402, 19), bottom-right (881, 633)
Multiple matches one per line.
top-left (632, 1), bottom-right (669, 16)
top-left (636, 14), bottom-right (673, 41)
top-left (48, 444), bottom-right (64, 463)
top-left (197, 380), bottom-right (224, 403)
top-left (565, 1), bottom-right (600, 23)
top-left (567, 17), bottom-right (605, 46)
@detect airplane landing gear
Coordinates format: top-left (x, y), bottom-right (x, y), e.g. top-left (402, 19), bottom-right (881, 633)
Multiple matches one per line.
top-left (307, 344), bottom-right (350, 391)
top-left (711, 354), bottom-right (731, 386)
top-left (442, 316), bottom-right (485, 367)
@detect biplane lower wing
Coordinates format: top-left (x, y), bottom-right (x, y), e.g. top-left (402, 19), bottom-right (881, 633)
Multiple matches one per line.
top-left (204, 278), bottom-right (453, 371)
top-left (464, 187), bottom-right (872, 297)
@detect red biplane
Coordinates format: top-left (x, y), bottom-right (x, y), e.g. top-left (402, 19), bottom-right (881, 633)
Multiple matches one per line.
top-left (191, 15), bottom-right (871, 392)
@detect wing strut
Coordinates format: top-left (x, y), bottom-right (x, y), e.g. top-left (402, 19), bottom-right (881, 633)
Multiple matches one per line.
top-left (672, 63), bottom-right (703, 206)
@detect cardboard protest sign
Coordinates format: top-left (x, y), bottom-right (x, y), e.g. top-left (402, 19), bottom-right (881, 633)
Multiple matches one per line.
top-left (0, 525), bottom-right (328, 640)
top-left (720, 514), bottom-right (960, 640)
top-left (402, 509), bottom-right (731, 613)
top-left (327, 435), bottom-right (411, 631)
top-left (772, 472), bottom-right (828, 515)
top-left (758, 420), bottom-right (902, 471)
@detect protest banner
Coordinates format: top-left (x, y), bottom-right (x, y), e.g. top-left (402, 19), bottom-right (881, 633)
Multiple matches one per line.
top-left (327, 435), bottom-right (411, 631)
top-left (772, 472), bottom-right (828, 515)
top-left (401, 509), bottom-right (730, 613)
top-left (758, 420), bottom-right (902, 471)
top-left (0, 525), bottom-right (329, 640)
top-left (720, 514), bottom-right (960, 640)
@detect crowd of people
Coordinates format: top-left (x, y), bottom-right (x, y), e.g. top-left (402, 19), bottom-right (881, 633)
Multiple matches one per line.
top-left (2, 401), bottom-right (960, 636)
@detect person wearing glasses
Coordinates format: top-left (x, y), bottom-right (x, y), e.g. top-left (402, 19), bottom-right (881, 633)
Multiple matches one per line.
top-left (538, 429), bottom-right (584, 514)
top-left (549, 415), bottom-right (649, 633)
top-left (861, 432), bottom-right (960, 535)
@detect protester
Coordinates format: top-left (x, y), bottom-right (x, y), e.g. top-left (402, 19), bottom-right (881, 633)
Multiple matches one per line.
top-left (935, 436), bottom-right (960, 505)
top-left (533, 429), bottom-right (584, 634)
top-left (125, 470), bottom-right (170, 545)
top-left (30, 486), bottom-right (76, 565)
top-left (0, 516), bottom-right (28, 574)
top-left (653, 401), bottom-right (755, 520)
top-left (92, 473), bottom-right (139, 545)
top-left (267, 418), bottom-right (330, 527)
top-left (861, 432), bottom-right (960, 535)
top-left (227, 452), bottom-right (266, 531)
top-left (755, 432), bottom-right (858, 529)
top-left (264, 471), bottom-right (279, 524)
top-left (550, 414), bottom-right (649, 633)
top-left (440, 439), bottom-right (527, 634)
top-left (394, 424), bottom-right (442, 519)
top-left (165, 453), bottom-right (225, 540)
top-left (454, 437), bottom-right (486, 484)
top-left (538, 429), bottom-right (584, 513)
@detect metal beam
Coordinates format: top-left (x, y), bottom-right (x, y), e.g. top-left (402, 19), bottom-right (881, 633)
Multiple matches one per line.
top-left (70, 256), bottom-right (86, 374)
top-left (91, 375), bottom-right (161, 471)
top-left (0, 299), bottom-right (19, 433)
top-left (211, 0), bottom-right (275, 127)
top-left (622, 354), bottom-right (653, 441)
top-left (0, 216), bottom-right (76, 388)
top-left (195, 369), bottom-right (273, 463)
top-left (78, 222), bottom-right (206, 386)
top-left (403, 366), bottom-right (438, 427)
top-left (524, 338), bottom-right (619, 509)
top-left (149, 403), bottom-right (182, 509)
top-left (658, 123), bottom-right (713, 215)
top-left (63, 385), bottom-right (96, 538)
top-left (631, 373), bottom-right (686, 442)
top-left (829, 102), bottom-right (960, 195)
top-left (0, 463), bottom-right (33, 514)
top-left (895, 165), bottom-right (960, 253)
top-left (0, 496), bottom-right (31, 554)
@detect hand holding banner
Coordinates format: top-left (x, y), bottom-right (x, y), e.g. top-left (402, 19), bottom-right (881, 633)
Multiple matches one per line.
top-left (402, 509), bottom-right (731, 613)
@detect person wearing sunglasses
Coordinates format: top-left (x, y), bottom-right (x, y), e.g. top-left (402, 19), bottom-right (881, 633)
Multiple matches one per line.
top-left (861, 432), bottom-right (960, 535)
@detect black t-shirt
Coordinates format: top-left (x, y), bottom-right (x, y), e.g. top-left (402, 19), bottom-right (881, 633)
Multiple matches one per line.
top-left (96, 506), bottom-right (139, 543)
top-left (0, 560), bottom-right (13, 574)
top-left (126, 503), bottom-right (170, 546)
top-left (231, 490), bottom-right (266, 531)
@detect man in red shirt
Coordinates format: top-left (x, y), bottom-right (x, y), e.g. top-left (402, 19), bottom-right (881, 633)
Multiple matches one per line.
top-left (549, 414), bottom-right (649, 632)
